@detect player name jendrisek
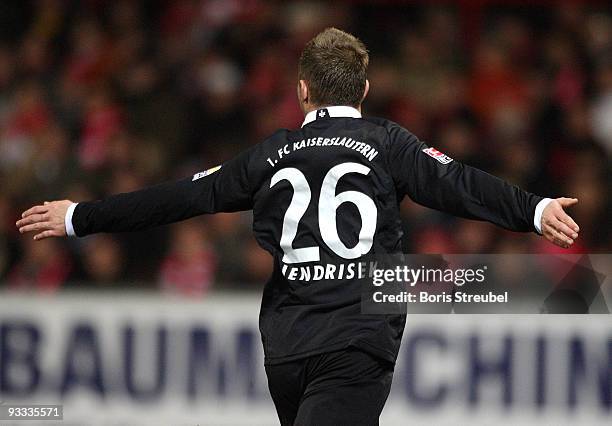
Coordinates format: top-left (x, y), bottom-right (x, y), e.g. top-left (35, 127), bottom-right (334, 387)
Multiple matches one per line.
top-left (281, 261), bottom-right (369, 282)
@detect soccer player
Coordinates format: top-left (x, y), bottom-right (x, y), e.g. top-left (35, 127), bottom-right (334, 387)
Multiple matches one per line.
top-left (17, 28), bottom-right (579, 425)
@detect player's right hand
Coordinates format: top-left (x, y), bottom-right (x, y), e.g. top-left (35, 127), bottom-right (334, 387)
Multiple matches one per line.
top-left (16, 200), bottom-right (74, 240)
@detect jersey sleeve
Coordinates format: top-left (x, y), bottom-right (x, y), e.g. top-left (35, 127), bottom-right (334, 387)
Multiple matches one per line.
top-left (387, 125), bottom-right (543, 232)
top-left (71, 148), bottom-right (253, 237)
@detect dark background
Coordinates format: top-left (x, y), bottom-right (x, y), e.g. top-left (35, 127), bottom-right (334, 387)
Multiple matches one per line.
top-left (0, 0), bottom-right (610, 295)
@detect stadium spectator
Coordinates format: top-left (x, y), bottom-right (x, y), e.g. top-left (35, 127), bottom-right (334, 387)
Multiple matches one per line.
top-left (7, 237), bottom-right (71, 293)
top-left (79, 234), bottom-right (126, 285)
top-left (159, 220), bottom-right (216, 296)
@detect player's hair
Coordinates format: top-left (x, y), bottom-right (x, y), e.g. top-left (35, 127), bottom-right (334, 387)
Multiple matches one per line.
top-left (298, 27), bottom-right (369, 108)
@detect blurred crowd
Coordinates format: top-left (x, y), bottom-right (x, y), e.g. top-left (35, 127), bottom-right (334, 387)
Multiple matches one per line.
top-left (0, 0), bottom-right (610, 295)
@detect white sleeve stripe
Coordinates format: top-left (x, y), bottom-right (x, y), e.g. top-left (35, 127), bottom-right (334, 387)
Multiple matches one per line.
top-left (65, 202), bottom-right (78, 237)
top-left (534, 198), bottom-right (552, 234)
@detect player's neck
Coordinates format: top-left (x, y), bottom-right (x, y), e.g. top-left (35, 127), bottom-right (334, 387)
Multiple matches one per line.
top-left (303, 104), bottom-right (362, 116)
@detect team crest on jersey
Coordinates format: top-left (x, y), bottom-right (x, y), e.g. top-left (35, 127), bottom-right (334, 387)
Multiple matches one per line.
top-left (422, 147), bottom-right (453, 164)
top-left (192, 165), bottom-right (221, 181)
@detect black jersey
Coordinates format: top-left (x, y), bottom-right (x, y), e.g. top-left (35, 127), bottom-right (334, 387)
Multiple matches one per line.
top-left (71, 109), bottom-right (543, 364)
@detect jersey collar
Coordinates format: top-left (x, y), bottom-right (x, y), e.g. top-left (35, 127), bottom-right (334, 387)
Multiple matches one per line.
top-left (301, 106), bottom-right (362, 127)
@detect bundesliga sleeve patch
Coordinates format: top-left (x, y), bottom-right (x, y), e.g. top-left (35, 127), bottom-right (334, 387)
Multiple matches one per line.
top-left (422, 147), bottom-right (453, 164)
top-left (192, 165), bottom-right (221, 181)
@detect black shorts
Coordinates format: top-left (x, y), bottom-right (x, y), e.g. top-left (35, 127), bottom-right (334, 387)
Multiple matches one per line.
top-left (265, 348), bottom-right (395, 426)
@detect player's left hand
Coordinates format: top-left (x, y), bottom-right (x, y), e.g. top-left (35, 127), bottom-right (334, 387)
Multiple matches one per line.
top-left (540, 197), bottom-right (580, 249)
top-left (16, 200), bottom-right (73, 240)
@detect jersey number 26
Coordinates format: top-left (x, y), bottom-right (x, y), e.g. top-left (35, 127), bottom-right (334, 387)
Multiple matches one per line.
top-left (270, 162), bottom-right (377, 263)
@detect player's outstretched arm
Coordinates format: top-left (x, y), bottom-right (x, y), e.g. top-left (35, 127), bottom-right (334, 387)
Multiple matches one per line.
top-left (17, 149), bottom-right (253, 240)
top-left (387, 128), bottom-right (580, 249)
